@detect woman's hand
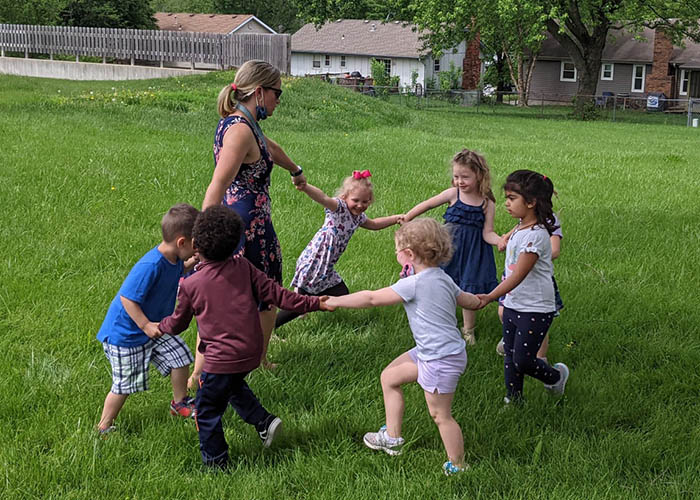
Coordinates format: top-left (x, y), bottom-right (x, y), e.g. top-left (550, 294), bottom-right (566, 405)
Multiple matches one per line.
top-left (292, 173), bottom-right (307, 190)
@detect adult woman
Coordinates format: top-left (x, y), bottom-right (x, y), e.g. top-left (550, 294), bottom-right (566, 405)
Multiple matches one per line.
top-left (193, 60), bottom-right (305, 377)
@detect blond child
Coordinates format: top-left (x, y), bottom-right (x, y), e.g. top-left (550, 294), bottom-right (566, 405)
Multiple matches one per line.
top-left (325, 218), bottom-right (479, 475)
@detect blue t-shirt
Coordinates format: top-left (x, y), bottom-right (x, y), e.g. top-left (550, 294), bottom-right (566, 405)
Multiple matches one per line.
top-left (390, 267), bottom-right (466, 361)
top-left (97, 246), bottom-right (184, 347)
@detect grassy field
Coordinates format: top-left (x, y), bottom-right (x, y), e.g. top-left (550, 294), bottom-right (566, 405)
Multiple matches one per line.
top-left (1, 71), bottom-right (699, 499)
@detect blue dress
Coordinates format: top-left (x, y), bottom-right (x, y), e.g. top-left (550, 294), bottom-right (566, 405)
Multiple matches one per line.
top-left (441, 193), bottom-right (498, 294)
top-left (213, 115), bottom-right (282, 284)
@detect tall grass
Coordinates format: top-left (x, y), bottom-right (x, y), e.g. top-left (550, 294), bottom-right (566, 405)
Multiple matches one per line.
top-left (1, 72), bottom-right (699, 499)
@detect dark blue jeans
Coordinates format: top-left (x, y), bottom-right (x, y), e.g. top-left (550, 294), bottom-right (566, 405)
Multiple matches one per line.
top-left (502, 307), bottom-right (560, 399)
top-left (195, 371), bottom-right (271, 467)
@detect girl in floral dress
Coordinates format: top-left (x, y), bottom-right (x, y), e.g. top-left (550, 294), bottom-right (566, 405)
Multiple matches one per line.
top-left (275, 171), bottom-right (402, 328)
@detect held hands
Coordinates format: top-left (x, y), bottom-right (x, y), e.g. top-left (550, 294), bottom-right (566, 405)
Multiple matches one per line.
top-left (475, 294), bottom-right (493, 310)
top-left (497, 233), bottom-right (510, 252)
top-left (292, 172), bottom-right (307, 190)
top-left (318, 295), bottom-right (335, 311)
top-left (143, 321), bottom-right (162, 339)
top-left (393, 214), bottom-right (405, 226)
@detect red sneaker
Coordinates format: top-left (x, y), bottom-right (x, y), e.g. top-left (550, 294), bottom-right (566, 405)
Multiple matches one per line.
top-left (170, 396), bottom-right (196, 419)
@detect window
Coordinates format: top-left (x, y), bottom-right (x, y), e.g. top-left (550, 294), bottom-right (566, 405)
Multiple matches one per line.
top-left (312, 54), bottom-right (320, 68)
top-left (680, 69), bottom-right (689, 96)
top-left (560, 61), bottom-right (577, 82)
top-left (601, 63), bottom-right (614, 80)
top-left (340, 55), bottom-right (346, 68)
top-left (375, 58), bottom-right (392, 76)
top-left (632, 64), bottom-right (645, 92)
top-left (324, 54), bottom-right (331, 66)
top-left (434, 58), bottom-right (440, 73)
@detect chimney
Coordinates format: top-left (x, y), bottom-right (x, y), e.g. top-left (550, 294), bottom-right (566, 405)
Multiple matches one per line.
top-left (646, 28), bottom-right (674, 96)
top-left (462, 32), bottom-right (481, 90)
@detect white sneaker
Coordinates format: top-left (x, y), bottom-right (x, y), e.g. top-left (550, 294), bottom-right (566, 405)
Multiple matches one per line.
top-left (544, 363), bottom-right (569, 395)
top-left (496, 339), bottom-right (505, 356)
top-left (363, 427), bottom-right (404, 455)
top-left (462, 327), bottom-right (476, 345)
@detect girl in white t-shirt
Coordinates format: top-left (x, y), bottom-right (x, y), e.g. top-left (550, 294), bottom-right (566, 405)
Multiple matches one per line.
top-left (325, 218), bottom-right (480, 475)
top-left (478, 170), bottom-right (569, 403)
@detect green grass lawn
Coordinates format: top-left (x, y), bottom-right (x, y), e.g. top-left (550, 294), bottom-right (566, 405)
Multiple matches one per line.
top-left (1, 72), bottom-right (699, 499)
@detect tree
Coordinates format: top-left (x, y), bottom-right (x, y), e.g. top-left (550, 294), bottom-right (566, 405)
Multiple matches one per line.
top-left (291, 0), bottom-right (395, 28)
top-left (0, 0), bottom-right (67, 25)
top-left (60, 0), bottom-right (156, 29)
top-left (213, 0), bottom-right (303, 33)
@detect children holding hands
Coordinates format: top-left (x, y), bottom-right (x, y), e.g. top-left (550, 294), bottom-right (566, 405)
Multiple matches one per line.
top-left (401, 150), bottom-right (500, 345)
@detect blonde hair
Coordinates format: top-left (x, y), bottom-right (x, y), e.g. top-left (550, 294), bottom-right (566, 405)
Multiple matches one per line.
top-left (452, 149), bottom-right (495, 202)
top-left (395, 218), bottom-right (453, 267)
top-left (217, 60), bottom-right (281, 118)
top-left (335, 174), bottom-right (375, 204)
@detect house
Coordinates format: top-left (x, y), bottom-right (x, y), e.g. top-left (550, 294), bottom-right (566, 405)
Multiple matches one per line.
top-left (529, 27), bottom-right (700, 102)
top-left (291, 19), bottom-right (482, 89)
top-left (154, 13), bottom-right (277, 35)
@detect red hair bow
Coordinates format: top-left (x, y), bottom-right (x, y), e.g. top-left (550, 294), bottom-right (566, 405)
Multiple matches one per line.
top-left (353, 169), bottom-right (371, 179)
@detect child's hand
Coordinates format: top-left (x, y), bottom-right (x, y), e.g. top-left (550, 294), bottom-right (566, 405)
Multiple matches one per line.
top-left (187, 372), bottom-right (201, 391)
top-left (292, 173), bottom-right (307, 190)
top-left (497, 234), bottom-right (509, 252)
top-left (143, 321), bottom-right (162, 339)
top-left (475, 294), bottom-right (492, 310)
top-left (394, 214), bottom-right (405, 225)
top-left (319, 295), bottom-right (335, 311)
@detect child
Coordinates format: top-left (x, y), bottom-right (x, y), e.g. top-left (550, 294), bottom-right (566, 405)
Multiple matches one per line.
top-left (275, 170), bottom-right (401, 328)
top-left (496, 214), bottom-right (564, 361)
top-left (96, 203), bottom-right (200, 434)
top-left (325, 218), bottom-right (480, 475)
top-left (159, 206), bottom-right (331, 468)
top-left (402, 150), bottom-right (499, 345)
top-left (477, 170), bottom-right (569, 403)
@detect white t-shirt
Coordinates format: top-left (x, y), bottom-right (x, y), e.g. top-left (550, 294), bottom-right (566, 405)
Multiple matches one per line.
top-left (390, 267), bottom-right (466, 361)
top-left (503, 224), bottom-right (555, 313)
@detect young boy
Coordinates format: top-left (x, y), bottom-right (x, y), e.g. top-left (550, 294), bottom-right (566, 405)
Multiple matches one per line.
top-left (96, 203), bottom-right (200, 434)
top-left (159, 206), bottom-right (330, 468)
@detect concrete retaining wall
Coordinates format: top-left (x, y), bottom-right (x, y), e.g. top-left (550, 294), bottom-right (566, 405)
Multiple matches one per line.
top-left (0, 57), bottom-right (208, 80)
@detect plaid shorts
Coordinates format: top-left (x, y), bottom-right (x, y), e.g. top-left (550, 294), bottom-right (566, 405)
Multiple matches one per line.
top-left (102, 334), bottom-right (194, 395)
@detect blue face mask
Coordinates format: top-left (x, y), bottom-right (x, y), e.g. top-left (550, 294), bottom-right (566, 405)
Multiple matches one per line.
top-left (255, 105), bottom-right (268, 121)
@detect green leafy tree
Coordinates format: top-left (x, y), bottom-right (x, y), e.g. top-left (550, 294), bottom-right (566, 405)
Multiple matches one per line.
top-left (0, 0), bottom-right (67, 25)
top-left (213, 0), bottom-right (302, 33)
top-left (60, 0), bottom-right (156, 28)
top-left (150, 0), bottom-right (215, 12)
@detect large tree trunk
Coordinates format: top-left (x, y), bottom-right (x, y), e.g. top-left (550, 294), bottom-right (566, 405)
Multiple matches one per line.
top-left (495, 52), bottom-right (508, 103)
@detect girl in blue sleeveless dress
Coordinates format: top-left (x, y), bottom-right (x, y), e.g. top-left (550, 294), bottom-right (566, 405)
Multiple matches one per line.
top-left (402, 149), bottom-right (500, 344)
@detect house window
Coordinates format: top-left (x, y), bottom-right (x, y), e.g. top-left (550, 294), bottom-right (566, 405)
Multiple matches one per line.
top-left (340, 55), bottom-right (346, 68)
top-left (632, 64), bottom-right (645, 92)
top-left (375, 58), bottom-right (391, 76)
top-left (434, 58), bottom-right (440, 73)
top-left (601, 63), bottom-right (614, 80)
top-left (312, 54), bottom-right (320, 68)
top-left (560, 61), bottom-right (577, 82)
top-left (680, 69), bottom-right (689, 96)
top-left (324, 54), bottom-right (331, 66)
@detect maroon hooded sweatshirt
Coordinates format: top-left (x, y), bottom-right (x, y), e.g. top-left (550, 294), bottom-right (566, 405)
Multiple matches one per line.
top-left (160, 256), bottom-right (320, 374)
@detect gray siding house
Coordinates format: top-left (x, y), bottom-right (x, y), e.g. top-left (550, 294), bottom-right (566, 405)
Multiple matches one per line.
top-left (529, 27), bottom-right (700, 103)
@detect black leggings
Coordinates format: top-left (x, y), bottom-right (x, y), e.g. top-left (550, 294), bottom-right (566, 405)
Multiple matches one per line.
top-left (275, 281), bottom-right (349, 328)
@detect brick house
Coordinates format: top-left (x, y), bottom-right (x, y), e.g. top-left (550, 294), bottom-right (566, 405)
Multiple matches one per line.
top-left (291, 19), bottom-right (482, 89)
top-left (528, 26), bottom-right (700, 102)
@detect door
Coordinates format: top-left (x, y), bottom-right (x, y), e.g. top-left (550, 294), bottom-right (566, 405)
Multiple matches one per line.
top-left (690, 70), bottom-right (700, 98)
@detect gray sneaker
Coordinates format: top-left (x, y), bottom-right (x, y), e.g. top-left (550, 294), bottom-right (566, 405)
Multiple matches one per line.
top-left (545, 363), bottom-right (569, 395)
top-left (363, 427), bottom-right (404, 455)
top-left (496, 339), bottom-right (505, 356)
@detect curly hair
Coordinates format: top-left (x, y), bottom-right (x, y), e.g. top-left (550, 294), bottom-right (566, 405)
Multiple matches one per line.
top-left (193, 206), bottom-right (243, 261)
top-left (503, 170), bottom-right (558, 234)
top-left (395, 218), bottom-right (453, 267)
top-left (161, 203), bottom-right (200, 242)
top-left (452, 149), bottom-right (495, 202)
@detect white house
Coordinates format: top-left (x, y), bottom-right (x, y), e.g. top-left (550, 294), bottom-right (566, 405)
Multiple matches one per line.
top-left (291, 19), bottom-right (472, 88)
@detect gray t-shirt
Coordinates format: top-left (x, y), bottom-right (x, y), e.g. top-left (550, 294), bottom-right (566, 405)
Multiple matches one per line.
top-left (503, 224), bottom-right (555, 313)
top-left (390, 267), bottom-right (466, 361)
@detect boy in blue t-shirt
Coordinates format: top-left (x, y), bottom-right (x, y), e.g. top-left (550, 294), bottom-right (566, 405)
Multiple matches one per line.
top-left (96, 203), bottom-right (200, 434)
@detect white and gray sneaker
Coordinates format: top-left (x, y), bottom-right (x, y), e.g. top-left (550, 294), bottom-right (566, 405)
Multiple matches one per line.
top-left (496, 339), bottom-right (505, 356)
top-left (544, 363), bottom-right (569, 395)
top-left (363, 427), bottom-right (404, 455)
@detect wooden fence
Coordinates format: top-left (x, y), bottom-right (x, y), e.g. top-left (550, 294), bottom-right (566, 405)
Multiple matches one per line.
top-left (0, 24), bottom-right (291, 73)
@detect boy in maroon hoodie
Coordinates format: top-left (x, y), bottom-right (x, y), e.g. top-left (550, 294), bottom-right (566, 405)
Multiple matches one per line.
top-left (160, 206), bottom-right (331, 468)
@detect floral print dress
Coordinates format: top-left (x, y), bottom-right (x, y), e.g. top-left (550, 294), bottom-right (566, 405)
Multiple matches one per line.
top-left (290, 198), bottom-right (367, 294)
top-left (213, 115), bottom-right (282, 284)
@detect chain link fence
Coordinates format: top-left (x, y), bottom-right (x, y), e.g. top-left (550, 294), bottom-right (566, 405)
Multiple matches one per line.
top-left (333, 82), bottom-right (700, 127)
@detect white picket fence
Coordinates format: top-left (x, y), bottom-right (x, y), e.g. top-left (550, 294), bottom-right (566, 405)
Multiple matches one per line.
top-left (0, 24), bottom-right (291, 73)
